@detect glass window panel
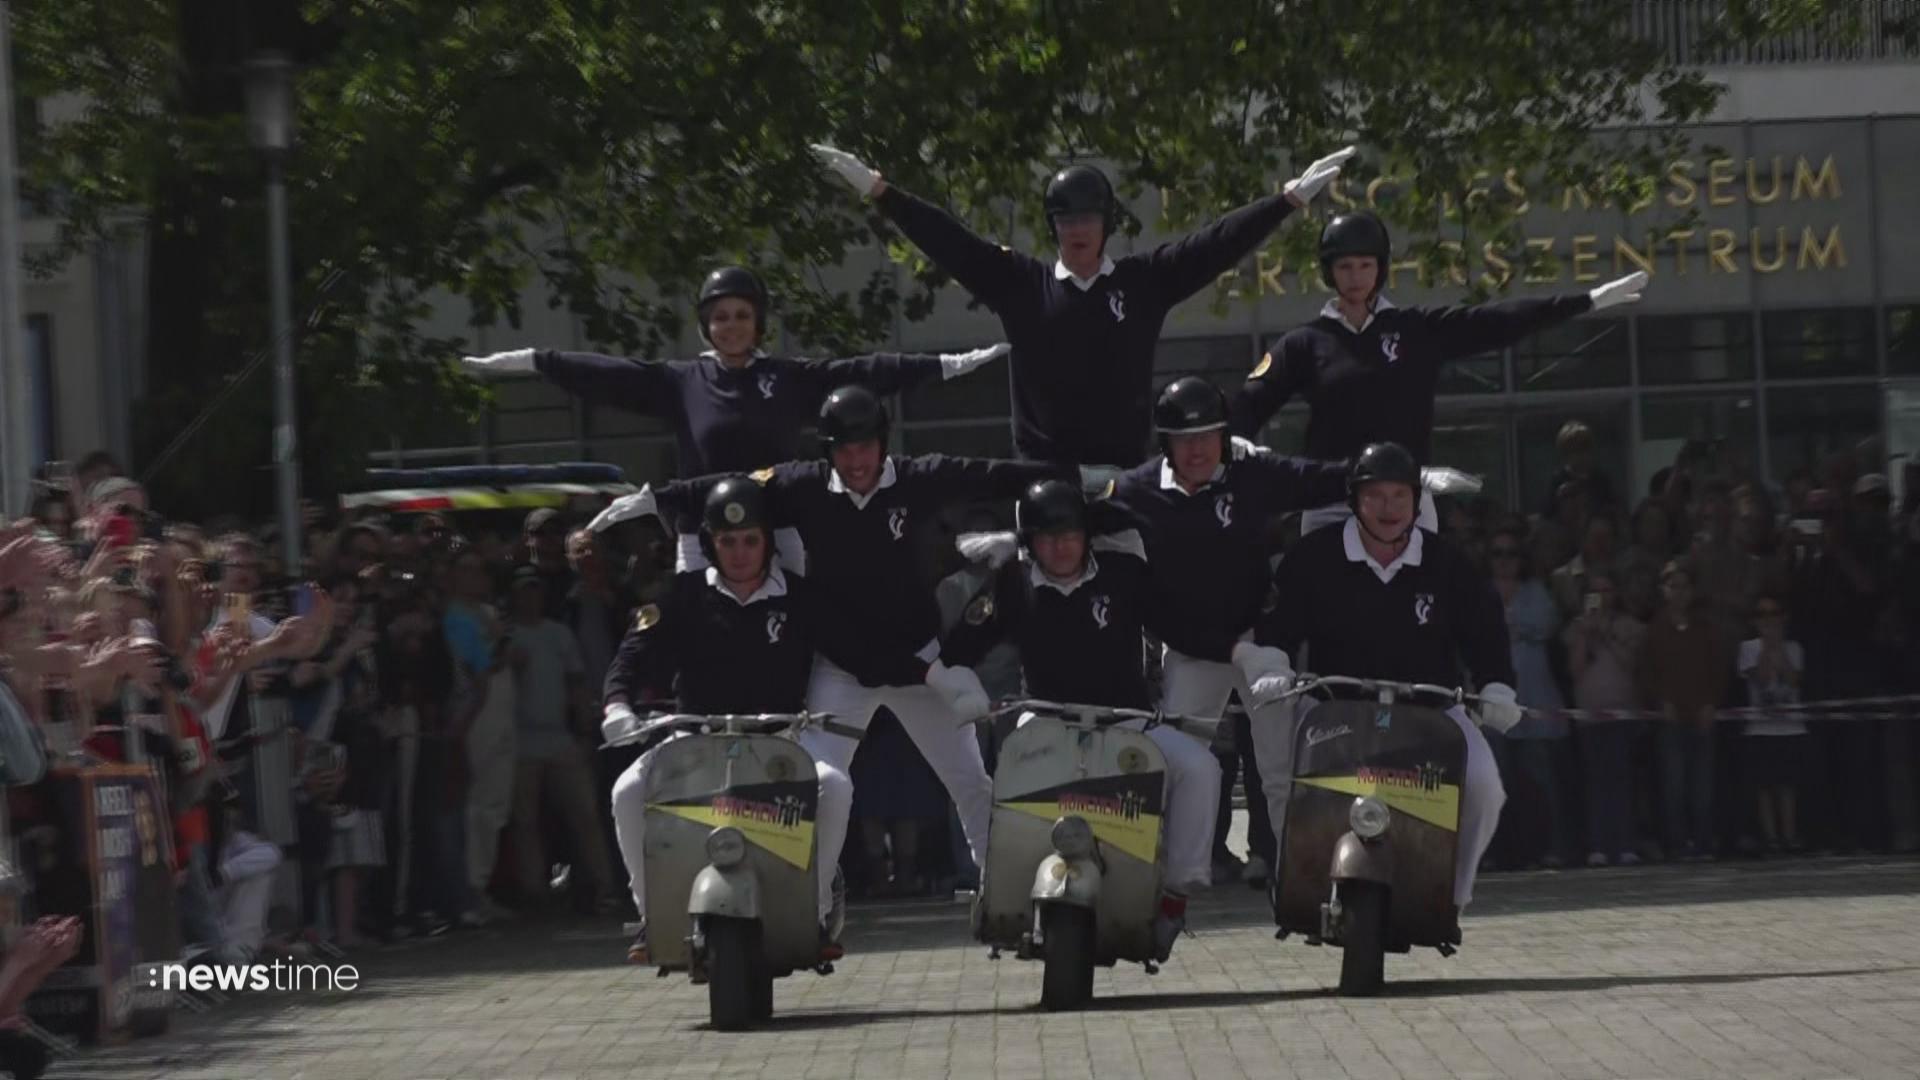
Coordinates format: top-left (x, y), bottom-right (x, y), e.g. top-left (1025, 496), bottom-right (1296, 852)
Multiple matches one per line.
top-left (1436, 353), bottom-right (1505, 396)
top-left (1515, 400), bottom-right (1632, 518)
top-left (1513, 318), bottom-right (1629, 392)
top-left (1765, 384), bottom-right (1881, 488)
top-left (589, 438), bottom-right (677, 488)
top-left (900, 354), bottom-right (1011, 422)
top-left (1762, 308), bottom-right (1876, 380)
top-left (489, 376), bottom-right (579, 444)
top-left (1156, 336), bottom-right (1256, 377)
top-left (900, 422), bottom-right (1015, 460)
top-left (1636, 393), bottom-right (1760, 502)
top-left (1430, 409), bottom-right (1509, 510)
top-left (1637, 314), bottom-right (1755, 385)
top-left (586, 402), bottom-right (673, 439)
top-left (1891, 306), bottom-right (1920, 375)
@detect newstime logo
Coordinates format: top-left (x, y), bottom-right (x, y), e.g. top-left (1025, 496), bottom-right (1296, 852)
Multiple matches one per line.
top-left (143, 960), bottom-right (361, 993)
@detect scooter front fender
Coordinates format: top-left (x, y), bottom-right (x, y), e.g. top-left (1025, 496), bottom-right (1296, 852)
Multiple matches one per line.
top-left (1030, 854), bottom-right (1101, 907)
top-left (688, 864), bottom-right (760, 921)
top-left (1329, 832), bottom-right (1394, 886)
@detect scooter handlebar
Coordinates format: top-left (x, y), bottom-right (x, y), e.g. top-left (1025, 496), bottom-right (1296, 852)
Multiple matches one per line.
top-left (1275, 674), bottom-right (1480, 707)
top-left (599, 710), bottom-right (842, 749)
top-left (986, 698), bottom-right (1222, 735)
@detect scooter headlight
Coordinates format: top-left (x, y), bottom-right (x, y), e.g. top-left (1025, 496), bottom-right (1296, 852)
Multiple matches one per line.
top-left (705, 826), bottom-right (749, 868)
top-left (1349, 796), bottom-right (1391, 840)
top-left (1051, 815), bottom-right (1095, 859)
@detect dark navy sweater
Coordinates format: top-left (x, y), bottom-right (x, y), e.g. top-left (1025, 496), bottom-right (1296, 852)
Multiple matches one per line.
top-left (657, 454), bottom-right (1071, 688)
top-left (534, 348), bottom-right (965, 483)
top-left (877, 186), bottom-right (1298, 468)
top-left (1255, 523), bottom-right (1517, 692)
top-left (942, 543), bottom-right (1153, 710)
top-left (1228, 296), bottom-right (1595, 465)
top-left (603, 569), bottom-right (818, 715)
top-left (1102, 452), bottom-right (1349, 663)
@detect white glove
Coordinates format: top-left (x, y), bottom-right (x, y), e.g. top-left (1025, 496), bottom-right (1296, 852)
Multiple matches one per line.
top-left (926, 660), bottom-right (991, 721)
top-left (1420, 466), bottom-right (1484, 496)
top-left (1283, 146), bottom-right (1357, 203)
top-left (600, 702), bottom-right (640, 744)
top-left (588, 485), bottom-right (659, 533)
top-left (956, 531), bottom-right (1019, 569)
top-left (1475, 682), bottom-right (1524, 733)
top-left (1231, 642), bottom-right (1296, 707)
top-left (939, 342), bottom-right (1010, 380)
top-left (459, 348), bottom-right (537, 375)
top-left (1588, 270), bottom-right (1647, 311)
top-left (1079, 465), bottom-right (1124, 498)
top-left (1230, 435), bottom-right (1270, 461)
top-left (810, 144), bottom-right (881, 197)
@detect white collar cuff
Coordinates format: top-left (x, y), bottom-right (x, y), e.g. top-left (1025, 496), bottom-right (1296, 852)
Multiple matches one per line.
top-left (705, 563), bottom-right (789, 606)
top-left (1319, 294), bottom-right (1398, 334)
top-left (1054, 256), bottom-right (1117, 291)
top-left (827, 456), bottom-right (899, 509)
top-left (1342, 516), bottom-right (1425, 584)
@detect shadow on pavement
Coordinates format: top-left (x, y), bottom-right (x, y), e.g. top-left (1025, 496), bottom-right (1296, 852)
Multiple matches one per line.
top-left (750, 964), bottom-right (1919, 1030)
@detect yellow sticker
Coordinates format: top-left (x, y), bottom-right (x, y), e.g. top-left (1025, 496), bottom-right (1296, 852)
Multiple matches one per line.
top-left (633, 604), bottom-right (661, 631)
top-left (749, 468), bottom-right (775, 485)
top-left (1250, 352), bottom-right (1272, 380)
top-left (998, 797), bottom-right (1162, 865)
top-left (1296, 771), bottom-right (1461, 832)
top-left (647, 799), bottom-right (816, 870)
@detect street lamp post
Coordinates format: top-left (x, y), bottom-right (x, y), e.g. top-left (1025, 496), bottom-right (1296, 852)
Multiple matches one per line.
top-left (244, 52), bottom-right (302, 576)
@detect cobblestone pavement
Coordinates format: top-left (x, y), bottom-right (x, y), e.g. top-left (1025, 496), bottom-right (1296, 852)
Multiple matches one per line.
top-left (49, 856), bottom-right (1920, 1080)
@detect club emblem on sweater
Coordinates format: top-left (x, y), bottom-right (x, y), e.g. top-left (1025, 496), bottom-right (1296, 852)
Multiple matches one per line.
top-left (1381, 333), bottom-right (1402, 364)
top-left (887, 508), bottom-right (908, 541)
top-left (766, 611), bottom-right (786, 644)
top-left (1108, 290), bottom-right (1126, 322)
top-left (1090, 595), bottom-right (1110, 629)
top-left (757, 374), bottom-right (776, 400)
top-left (1213, 492), bottom-right (1234, 528)
top-left (1413, 592), bottom-right (1434, 625)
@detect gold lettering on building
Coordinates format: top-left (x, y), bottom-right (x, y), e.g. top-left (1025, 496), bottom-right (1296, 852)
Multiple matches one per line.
top-left (1667, 229), bottom-right (1695, 276)
top-left (1751, 227), bottom-right (1787, 273)
top-left (1523, 239), bottom-right (1558, 284)
top-left (1793, 155), bottom-right (1840, 200)
top-left (1615, 234), bottom-right (1657, 277)
top-left (1747, 157), bottom-right (1782, 204)
top-left (1707, 158), bottom-right (1739, 207)
top-left (1707, 229), bottom-right (1739, 273)
top-left (1569, 235), bottom-right (1601, 282)
top-left (1799, 224), bottom-right (1845, 269)
top-left (1255, 249), bottom-right (1288, 297)
top-left (1666, 160), bottom-right (1698, 208)
top-left (1481, 242), bottom-right (1514, 289)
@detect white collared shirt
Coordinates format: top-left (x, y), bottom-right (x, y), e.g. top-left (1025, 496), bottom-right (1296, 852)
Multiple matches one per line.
top-left (704, 563), bottom-right (789, 606)
top-left (1159, 458), bottom-right (1225, 493)
top-left (826, 456), bottom-right (899, 510)
top-left (1342, 516), bottom-right (1425, 585)
top-left (1026, 552), bottom-right (1100, 596)
top-left (699, 347), bottom-right (770, 365)
top-left (1319, 294), bottom-right (1398, 335)
top-left (1054, 256), bottom-right (1117, 292)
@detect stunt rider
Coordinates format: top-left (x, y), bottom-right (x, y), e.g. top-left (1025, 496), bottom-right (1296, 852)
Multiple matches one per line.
top-left (1229, 209), bottom-right (1648, 532)
top-left (944, 480), bottom-right (1203, 957)
top-left (1238, 442), bottom-right (1522, 924)
top-left (810, 142), bottom-right (1353, 467)
top-left (459, 264), bottom-right (1008, 571)
top-left (604, 478), bottom-right (853, 962)
top-left (594, 385), bottom-right (1116, 884)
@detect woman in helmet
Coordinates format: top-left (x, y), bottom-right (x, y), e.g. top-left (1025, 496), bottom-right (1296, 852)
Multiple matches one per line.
top-left (809, 144), bottom-right (1355, 468)
top-left (460, 264), bottom-right (1010, 565)
top-left (603, 477), bottom-right (854, 963)
top-left (1229, 210), bottom-right (1648, 533)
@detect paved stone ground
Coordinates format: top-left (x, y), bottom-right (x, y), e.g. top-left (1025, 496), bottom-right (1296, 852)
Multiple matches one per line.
top-left (44, 855), bottom-right (1920, 1080)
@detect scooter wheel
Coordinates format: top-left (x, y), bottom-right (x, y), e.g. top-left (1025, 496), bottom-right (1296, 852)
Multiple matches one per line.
top-left (705, 917), bottom-right (763, 1031)
top-left (1038, 905), bottom-right (1096, 1012)
top-left (1336, 882), bottom-right (1388, 997)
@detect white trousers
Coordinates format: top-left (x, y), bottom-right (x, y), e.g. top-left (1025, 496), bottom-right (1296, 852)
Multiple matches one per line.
top-left (1299, 489), bottom-right (1440, 535)
top-left (610, 731), bottom-right (853, 925)
top-left (802, 656), bottom-right (994, 873)
top-left (1155, 646), bottom-right (1243, 891)
top-left (1016, 712), bottom-right (1218, 894)
top-left (465, 669), bottom-right (519, 895)
top-left (1246, 699), bottom-right (1504, 907)
top-left (675, 528), bottom-right (806, 576)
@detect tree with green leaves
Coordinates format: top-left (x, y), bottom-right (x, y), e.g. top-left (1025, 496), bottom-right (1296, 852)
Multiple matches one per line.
top-left (11, 0), bottom-right (1898, 516)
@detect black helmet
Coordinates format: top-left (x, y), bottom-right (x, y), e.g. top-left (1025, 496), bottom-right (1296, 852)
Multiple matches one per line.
top-left (1154, 377), bottom-right (1229, 436)
top-left (1016, 479), bottom-right (1087, 547)
top-left (1347, 442), bottom-right (1421, 500)
top-left (698, 475), bottom-right (772, 564)
top-left (1043, 164), bottom-right (1117, 238)
top-left (695, 266), bottom-right (769, 345)
top-left (818, 385), bottom-right (889, 450)
top-left (1317, 211), bottom-right (1392, 290)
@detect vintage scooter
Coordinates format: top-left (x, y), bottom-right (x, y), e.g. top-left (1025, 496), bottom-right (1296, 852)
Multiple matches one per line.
top-left (972, 699), bottom-right (1216, 1011)
top-left (1269, 675), bottom-right (1479, 997)
top-left (602, 710), bottom-right (856, 1031)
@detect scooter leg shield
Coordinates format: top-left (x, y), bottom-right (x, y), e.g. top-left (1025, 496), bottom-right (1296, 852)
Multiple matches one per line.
top-left (689, 865), bottom-right (761, 921)
top-left (1031, 854), bottom-right (1102, 907)
top-left (1329, 832), bottom-right (1394, 887)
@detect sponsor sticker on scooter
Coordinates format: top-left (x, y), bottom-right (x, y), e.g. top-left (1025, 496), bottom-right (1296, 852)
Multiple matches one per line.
top-left (649, 781), bottom-right (819, 869)
top-left (997, 774), bottom-right (1164, 864)
top-left (1297, 762), bottom-right (1460, 831)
